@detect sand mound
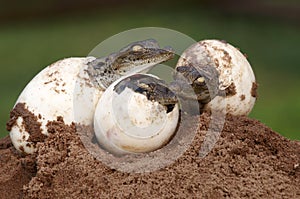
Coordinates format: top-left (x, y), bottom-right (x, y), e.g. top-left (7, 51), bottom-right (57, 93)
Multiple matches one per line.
top-left (1, 113), bottom-right (299, 198)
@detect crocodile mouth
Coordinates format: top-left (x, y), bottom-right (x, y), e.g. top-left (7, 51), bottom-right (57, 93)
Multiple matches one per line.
top-left (111, 46), bottom-right (175, 75)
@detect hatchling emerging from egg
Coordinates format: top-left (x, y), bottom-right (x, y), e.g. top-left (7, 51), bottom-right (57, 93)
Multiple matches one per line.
top-left (8, 38), bottom-right (255, 155)
top-left (175, 40), bottom-right (257, 116)
top-left (88, 39), bottom-right (221, 115)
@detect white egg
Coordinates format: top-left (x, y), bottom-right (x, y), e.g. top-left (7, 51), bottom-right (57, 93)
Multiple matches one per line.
top-left (9, 57), bottom-right (103, 153)
top-left (177, 39), bottom-right (257, 115)
top-left (94, 74), bottom-right (180, 155)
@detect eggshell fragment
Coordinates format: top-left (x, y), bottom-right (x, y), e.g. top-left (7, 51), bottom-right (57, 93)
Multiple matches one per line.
top-left (9, 57), bottom-right (102, 153)
top-left (177, 40), bottom-right (257, 115)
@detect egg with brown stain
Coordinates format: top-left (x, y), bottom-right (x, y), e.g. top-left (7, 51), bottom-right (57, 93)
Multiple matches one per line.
top-left (8, 57), bottom-right (102, 154)
top-left (176, 39), bottom-right (257, 115)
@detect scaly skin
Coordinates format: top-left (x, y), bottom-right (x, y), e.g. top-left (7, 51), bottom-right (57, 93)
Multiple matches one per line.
top-left (87, 39), bottom-right (174, 89)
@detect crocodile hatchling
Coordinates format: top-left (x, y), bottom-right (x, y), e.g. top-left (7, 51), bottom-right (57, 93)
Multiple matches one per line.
top-left (86, 39), bottom-right (174, 89)
top-left (87, 39), bottom-right (219, 112)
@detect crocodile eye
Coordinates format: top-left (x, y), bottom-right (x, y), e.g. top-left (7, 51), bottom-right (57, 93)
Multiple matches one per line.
top-left (196, 77), bottom-right (205, 83)
top-left (132, 45), bottom-right (143, 51)
top-left (138, 83), bottom-right (150, 89)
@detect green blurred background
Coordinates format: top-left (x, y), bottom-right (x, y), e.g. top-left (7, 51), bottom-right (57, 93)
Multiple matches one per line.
top-left (0, 0), bottom-right (299, 140)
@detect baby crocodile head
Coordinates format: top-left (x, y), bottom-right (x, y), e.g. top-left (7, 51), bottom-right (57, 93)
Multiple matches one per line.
top-left (114, 74), bottom-right (178, 113)
top-left (170, 65), bottom-right (219, 104)
top-left (87, 39), bottom-right (174, 89)
top-left (111, 39), bottom-right (174, 75)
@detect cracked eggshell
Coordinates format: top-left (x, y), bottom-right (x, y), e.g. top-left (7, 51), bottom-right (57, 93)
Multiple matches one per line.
top-left (94, 74), bottom-right (180, 155)
top-left (177, 39), bottom-right (257, 115)
top-left (9, 57), bottom-right (103, 154)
